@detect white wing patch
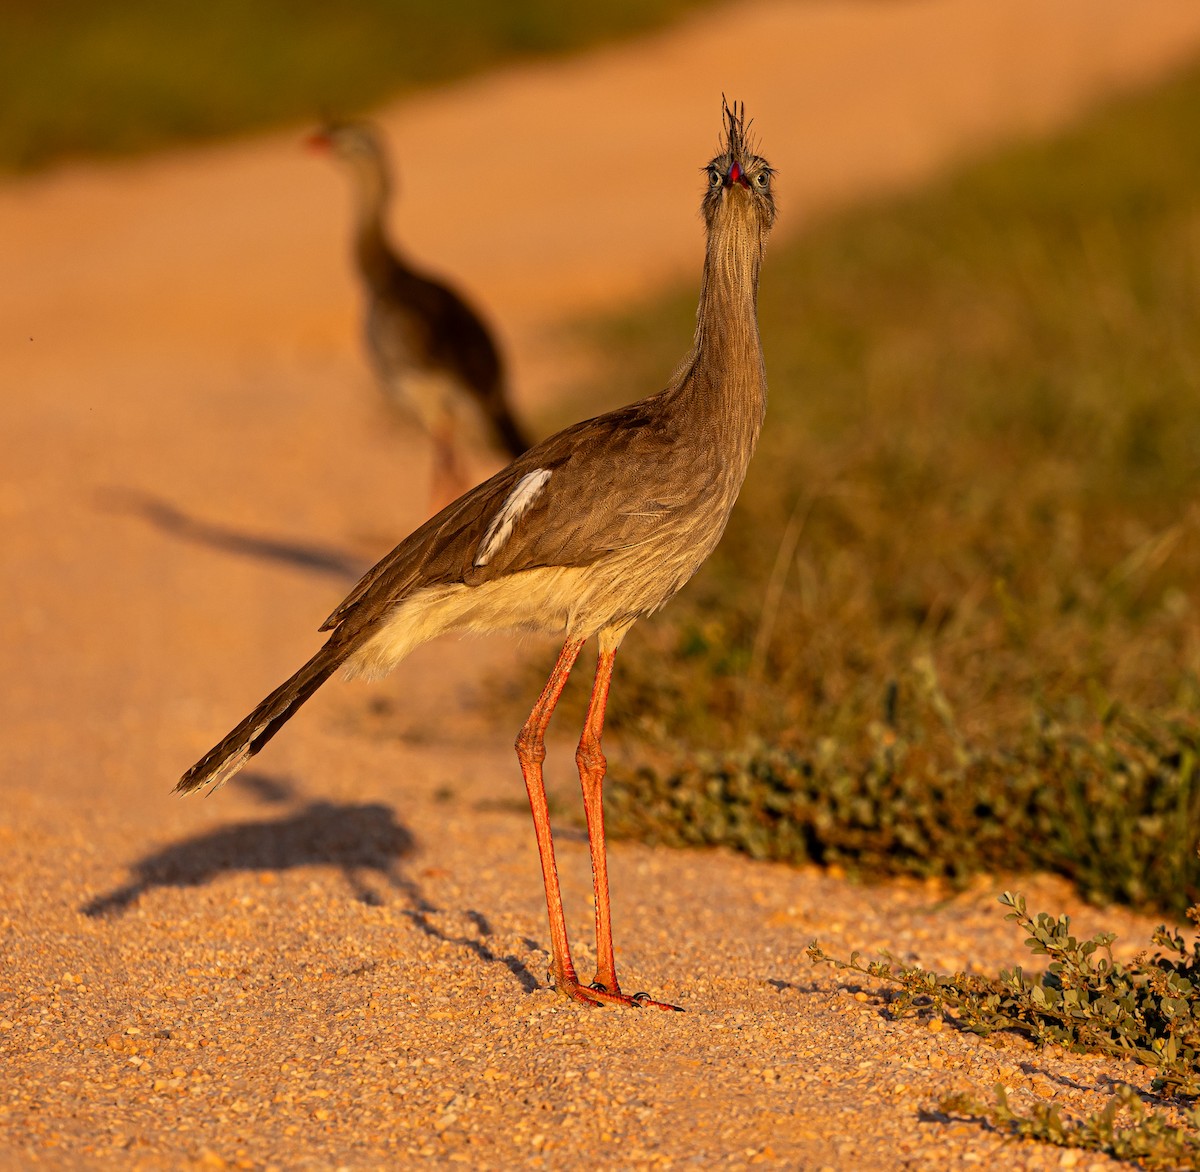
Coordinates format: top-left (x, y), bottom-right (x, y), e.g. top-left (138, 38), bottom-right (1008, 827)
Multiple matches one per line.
top-left (474, 469), bottom-right (552, 568)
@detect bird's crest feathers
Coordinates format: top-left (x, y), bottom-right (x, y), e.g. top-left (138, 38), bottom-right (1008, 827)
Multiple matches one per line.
top-left (721, 96), bottom-right (754, 163)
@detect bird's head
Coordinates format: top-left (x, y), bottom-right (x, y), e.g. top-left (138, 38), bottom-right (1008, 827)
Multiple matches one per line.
top-left (701, 98), bottom-right (775, 233)
top-left (306, 119), bottom-right (383, 162)
top-left (306, 120), bottom-right (392, 197)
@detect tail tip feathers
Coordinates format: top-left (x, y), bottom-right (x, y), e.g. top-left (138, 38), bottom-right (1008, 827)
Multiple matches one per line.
top-left (175, 743), bottom-right (253, 797)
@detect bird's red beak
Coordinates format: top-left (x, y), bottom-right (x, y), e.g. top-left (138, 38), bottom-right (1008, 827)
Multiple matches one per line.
top-left (305, 130), bottom-right (331, 153)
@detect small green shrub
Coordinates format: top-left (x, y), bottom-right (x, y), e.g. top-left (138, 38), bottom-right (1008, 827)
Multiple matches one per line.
top-left (607, 681), bottom-right (1200, 913)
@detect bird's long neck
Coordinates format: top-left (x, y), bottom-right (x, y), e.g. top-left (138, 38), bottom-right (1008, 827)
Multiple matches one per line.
top-left (678, 206), bottom-right (768, 449)
top-left (347, 159), bottom-right (401, 288)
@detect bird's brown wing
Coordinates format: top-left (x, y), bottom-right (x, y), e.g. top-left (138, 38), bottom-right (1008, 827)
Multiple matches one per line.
top-left (461, 399), bottom-right (701, 581)
top-left (319, 393), bottom-right (701, 636)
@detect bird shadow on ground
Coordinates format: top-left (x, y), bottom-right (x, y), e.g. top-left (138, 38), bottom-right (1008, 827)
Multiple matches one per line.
top-left (80, 784), bottom-right (415, 916)
top-left (82, 772), bottom-right (540, 993)
top-left (94, 486), bottom-right (368, 580)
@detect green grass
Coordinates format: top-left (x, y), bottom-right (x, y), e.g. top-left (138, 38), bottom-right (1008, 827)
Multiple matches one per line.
top-left (0, 0), bottom-right (717, 171)
top-left (567, 59), bottom-right (1200, 911)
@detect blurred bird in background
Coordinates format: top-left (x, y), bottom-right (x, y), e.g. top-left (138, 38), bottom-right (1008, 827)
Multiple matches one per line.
top-left (308, 120), bottom-right (529, 505)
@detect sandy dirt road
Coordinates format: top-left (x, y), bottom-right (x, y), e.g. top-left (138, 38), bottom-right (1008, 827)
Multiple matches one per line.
top-left (4, 1), bottom-right (1200, 1166)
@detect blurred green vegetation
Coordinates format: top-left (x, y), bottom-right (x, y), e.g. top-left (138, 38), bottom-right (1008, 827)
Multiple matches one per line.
top-left (0, 0), bottom-right (716, 171)
top-left (566, 60), bottom-right (1200, 909)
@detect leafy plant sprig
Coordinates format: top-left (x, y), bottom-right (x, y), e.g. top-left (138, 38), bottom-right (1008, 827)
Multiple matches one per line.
top-left (808, 892), bottom-right (1200, 1095)
top-left (940, 1083), bottom-right (1200, 1171)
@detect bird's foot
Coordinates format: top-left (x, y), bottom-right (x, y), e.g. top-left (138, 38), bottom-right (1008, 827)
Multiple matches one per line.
top-left (556, 978), bottom-right (607, 1008)
top-left (584, 980), bottom-right (683, 1012)
top-left (545, 962), bottom-right (683, 1010)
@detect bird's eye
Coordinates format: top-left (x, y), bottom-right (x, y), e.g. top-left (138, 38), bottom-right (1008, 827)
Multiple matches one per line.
top-left (708, 168), bottom-right (722, 188)
top-left (753, 171), bottom-right (770, 189)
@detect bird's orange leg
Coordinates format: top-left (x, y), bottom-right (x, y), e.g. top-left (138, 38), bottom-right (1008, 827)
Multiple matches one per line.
top-left (515, 637), bottom-right (603, 1007)
top-left (576, 649), bottom-right (682, 1011)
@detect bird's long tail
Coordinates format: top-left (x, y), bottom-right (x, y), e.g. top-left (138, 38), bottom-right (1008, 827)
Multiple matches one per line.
top-left (176, 644), bottom-right (344, 795)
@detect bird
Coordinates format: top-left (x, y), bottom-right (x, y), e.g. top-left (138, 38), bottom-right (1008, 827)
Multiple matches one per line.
top-left (307, 118), bottom-right (530, 502)
top-left (181, 100), bottom-right (776, 1010)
